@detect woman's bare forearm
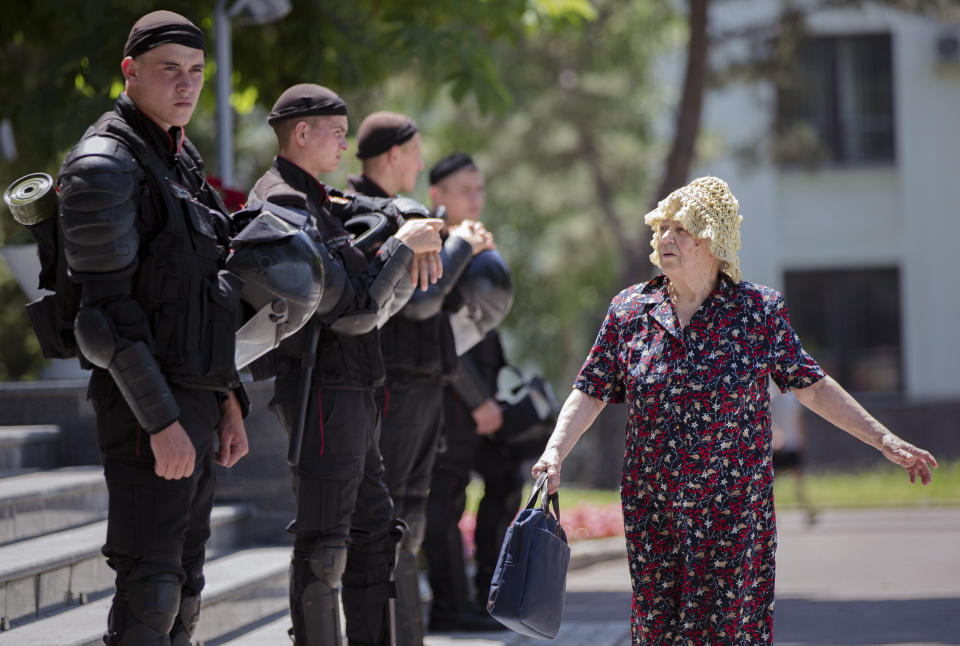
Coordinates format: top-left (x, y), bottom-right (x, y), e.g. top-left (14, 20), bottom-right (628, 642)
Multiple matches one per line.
top-left (793, 375), bottom-right (938, 484)
top-left (543, 389), bottom-right (607, 461)
top-left (792, 375), bottom-right (888, 448)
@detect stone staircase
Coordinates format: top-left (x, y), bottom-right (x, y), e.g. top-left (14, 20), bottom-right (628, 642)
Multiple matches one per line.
top-left (0, 424), bottom-right (295, 645)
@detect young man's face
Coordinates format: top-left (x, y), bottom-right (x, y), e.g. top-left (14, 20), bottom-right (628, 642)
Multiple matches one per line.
top-left (431, 167), bottom-right (485, 226)
top-left (302, 115), bottom-right (350, 175)
top-left (123, 43), bottom-right (205, 130)
top-left (394, 133), bottom-right (424, 194)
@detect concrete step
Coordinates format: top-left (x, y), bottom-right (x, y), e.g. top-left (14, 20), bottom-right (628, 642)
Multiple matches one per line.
top-left (0, 467), bottom-right (107, 546)
top-left (217, 593), bottom-right (356, 646)
top-left (0, 426), bottom-right (61, 474)
top-left (0, 505), bottom-right (252, 628)
top-left (1, 546), bottom-right (290, 646)
top-left (217, 613), bottom-right (291, 645)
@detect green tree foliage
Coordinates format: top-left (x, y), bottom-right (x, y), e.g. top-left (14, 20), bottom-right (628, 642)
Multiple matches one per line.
top-left (416, 0), bottom-right (685, 383)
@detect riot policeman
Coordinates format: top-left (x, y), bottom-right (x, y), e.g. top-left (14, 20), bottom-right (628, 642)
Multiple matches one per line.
top-left (249, 85), bottom-right (443, 646)
top-left (55, 11), bottom-right (249, 645)
top-left (347, 117), bottom-right (495, 646)
top-left (423, 154), bottom-right (517, 632)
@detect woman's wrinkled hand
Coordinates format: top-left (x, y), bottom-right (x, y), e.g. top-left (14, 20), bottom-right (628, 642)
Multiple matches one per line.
top-left (532, 449), bottom-right (562, 495)
top-left (879, 433), bottom-right (938, 485)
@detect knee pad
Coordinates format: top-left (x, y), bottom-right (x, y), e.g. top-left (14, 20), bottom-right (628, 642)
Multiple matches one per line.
top-left (291, 536), bottom-right (348, 646)
top-left (124, 573), bottom-right (181, 638)
top-left (401, 508), bottom-right (427, 556)
top-left (308, 535), bottom-right (349, 590)
top-left (169, 593), bottom-right (201, 646)
top-left (340, 522), bottom-right (406, 645)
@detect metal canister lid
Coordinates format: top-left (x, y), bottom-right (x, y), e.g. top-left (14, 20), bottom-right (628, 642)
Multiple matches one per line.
top-left (4, 172), bottom-right (57, 226)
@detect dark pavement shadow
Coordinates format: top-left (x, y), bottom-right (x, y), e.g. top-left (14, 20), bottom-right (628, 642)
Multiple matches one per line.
top-left (775, 597), bottom-right (960, 644)
top-left (563, 590), bottom-right (632, 621)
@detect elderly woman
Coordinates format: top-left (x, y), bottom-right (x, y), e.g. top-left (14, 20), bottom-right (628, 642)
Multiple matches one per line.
top-left (532, 176), bottom-right (937, 645)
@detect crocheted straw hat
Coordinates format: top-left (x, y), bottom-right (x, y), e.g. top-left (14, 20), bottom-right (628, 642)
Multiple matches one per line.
top-left (643, 176), bottom-right (743, 283)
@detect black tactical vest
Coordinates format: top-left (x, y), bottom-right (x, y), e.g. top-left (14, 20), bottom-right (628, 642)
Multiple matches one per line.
top-left (91, 113), bottom-right (242, 390)
top-left (380, 314), bottom-right (458, 383)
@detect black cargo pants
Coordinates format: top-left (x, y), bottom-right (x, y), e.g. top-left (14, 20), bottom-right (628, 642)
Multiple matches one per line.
top-left (90, 372), bottom-right (220, 640)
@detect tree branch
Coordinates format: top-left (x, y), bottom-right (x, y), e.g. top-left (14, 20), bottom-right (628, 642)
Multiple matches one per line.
top-left (653, 0), bottom-right (710, 205)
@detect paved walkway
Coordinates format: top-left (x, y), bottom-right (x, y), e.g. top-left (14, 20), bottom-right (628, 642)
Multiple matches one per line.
top-left (426, 508), bottom-right (960, 646)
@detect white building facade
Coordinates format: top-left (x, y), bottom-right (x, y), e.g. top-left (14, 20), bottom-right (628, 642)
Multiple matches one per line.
top-left (694, 1), bottom-right (960, 399)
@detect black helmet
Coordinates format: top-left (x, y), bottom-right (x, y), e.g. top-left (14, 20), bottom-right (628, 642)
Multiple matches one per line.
top-left (227, 206), bottom-right (325, 369)
top-left (448, 249), bottom-right (513, 354)
top-left (344, 198), bottom-right (443, 258)
top-left (344, 212), bottom-right (396, 258)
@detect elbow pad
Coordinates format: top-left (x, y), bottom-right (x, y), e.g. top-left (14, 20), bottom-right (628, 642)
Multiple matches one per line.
top-left (315, 244), bottom-right (350, 319)
top-left (110, 342), bottom-right (180, 433)
top-left (322, 247), bottom-right (378, 335)
top-left (369, 238), bottom-right (415, 328)
top-left (59, 135), bottom-right (140, 275)
top-left (400, 235), bottom-right (473, 321)
top-left (327, 238), bottom-right (413, 335)
top-left (386, 274), bottom-right (415, 320)
top-left (329, 311), bottom-right (380, 335)
top-left (75, 306), bottom-right (178, 432)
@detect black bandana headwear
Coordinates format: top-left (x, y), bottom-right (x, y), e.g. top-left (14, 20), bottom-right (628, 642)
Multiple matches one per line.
top-left (355, 111), bottom-right (419, 159)
top-left (268, 83), bottom-right (348, 126)
top-left (124, 11), bottom-right (206, 59)
top-left (429, 153), bottom-right (477, 185)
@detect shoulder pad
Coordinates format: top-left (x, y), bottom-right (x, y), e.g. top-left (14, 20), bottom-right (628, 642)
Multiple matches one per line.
top-left (60, 135), bottom-right (139, 214)
top-left (59, 134), bottom-right (140, 273)
top-left (391, 196), bottom-right (430, 218)
top-left (62, 134), bottom-right (139, 179)
top-left (251, 173), bottom-right (308, 211)
top-left (267, 191), bottom-right (310, 212)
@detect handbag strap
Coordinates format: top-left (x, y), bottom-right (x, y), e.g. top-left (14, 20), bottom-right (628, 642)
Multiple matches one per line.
top-left (527, 472), bottom-right (562, 526)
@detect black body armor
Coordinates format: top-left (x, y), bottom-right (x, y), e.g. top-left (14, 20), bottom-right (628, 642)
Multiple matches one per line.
top-left (58, 94), bottom-right (243, 431)
top-left (250, 157), bottom-right (414, 390)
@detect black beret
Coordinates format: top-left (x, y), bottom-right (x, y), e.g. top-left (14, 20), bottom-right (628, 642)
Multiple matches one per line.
top-left (355, 111), bottom-right (419, 159)
top-left (429, 153), bottom-right (477, 185)
top-left (124, 11), bottom-right (205, 59)
top-left (268, 83), bottom-right (348, 126)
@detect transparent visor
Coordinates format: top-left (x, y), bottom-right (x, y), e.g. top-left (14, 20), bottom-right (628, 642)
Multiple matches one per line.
top-left (448, 306), bottom-right (484, 356)
top-left (234, 301), bottom-right (289, 370)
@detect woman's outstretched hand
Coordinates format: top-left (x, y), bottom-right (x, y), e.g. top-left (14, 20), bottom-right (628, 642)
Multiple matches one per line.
top-left (879, 433), bottom-right (938, 485)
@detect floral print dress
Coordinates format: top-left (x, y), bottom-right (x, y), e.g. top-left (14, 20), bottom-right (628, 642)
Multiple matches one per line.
top-left (574, 276), bottom-right (824, 645)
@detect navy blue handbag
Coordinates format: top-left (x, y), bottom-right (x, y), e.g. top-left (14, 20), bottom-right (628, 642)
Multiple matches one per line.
top-left (486, 472), bottom-right (571, 639)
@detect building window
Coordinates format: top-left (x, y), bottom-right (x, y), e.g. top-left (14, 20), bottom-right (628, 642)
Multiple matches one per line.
top-left (776, 34), bottom-right (895, 165)
top-left (784, 267), bottom-right (902, 393)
